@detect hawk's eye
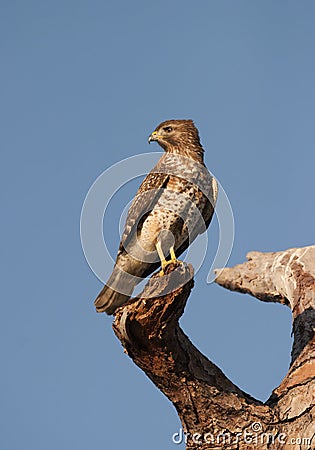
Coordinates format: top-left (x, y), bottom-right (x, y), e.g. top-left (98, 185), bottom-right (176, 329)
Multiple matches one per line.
top-left (163, 126), bottom-right (173, 133)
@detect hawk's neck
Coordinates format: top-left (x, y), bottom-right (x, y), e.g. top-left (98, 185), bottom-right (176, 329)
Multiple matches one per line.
top-left (165, 145), bottom-right (205, 164)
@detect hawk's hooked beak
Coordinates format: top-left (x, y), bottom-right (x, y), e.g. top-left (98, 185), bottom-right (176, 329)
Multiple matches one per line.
top-left (148, 131), bottom-right (160, 144)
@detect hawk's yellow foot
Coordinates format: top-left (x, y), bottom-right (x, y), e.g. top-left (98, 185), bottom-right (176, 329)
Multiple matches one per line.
top-left (156, 242), bottom-right (183, 276)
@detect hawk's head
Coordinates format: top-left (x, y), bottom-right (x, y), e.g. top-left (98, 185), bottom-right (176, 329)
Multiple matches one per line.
top-left (148, 119), bottom-right (204, 161)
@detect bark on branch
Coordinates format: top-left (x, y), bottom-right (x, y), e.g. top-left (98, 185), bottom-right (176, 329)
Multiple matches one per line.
top-left (112, 246), bottom-right (315, 449)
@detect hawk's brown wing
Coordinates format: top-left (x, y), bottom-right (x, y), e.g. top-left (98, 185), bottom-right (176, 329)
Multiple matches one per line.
top-left (172, 175), bottom-right (218, 258)
top-left (117, 172), bottom-right (169, 256)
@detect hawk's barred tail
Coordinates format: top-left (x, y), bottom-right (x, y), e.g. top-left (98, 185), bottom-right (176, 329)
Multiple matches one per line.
top-left (94, 268), bottom-right (134, 315)
top-left (94, 287), bottom-right (130, 315)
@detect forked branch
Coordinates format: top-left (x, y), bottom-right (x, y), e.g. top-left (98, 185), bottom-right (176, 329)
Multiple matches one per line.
top-left (112, 246), bottom-right (315, 449)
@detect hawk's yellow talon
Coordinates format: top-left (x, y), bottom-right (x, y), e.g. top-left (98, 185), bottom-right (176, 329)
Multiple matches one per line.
top-left (155, 243), bottom-right (182, 276)
top-left (170, 246), bottom-right (177, 262)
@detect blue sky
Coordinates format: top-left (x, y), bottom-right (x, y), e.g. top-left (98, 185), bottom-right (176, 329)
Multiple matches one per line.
top-left (1, 1), bottom-right (315, 449)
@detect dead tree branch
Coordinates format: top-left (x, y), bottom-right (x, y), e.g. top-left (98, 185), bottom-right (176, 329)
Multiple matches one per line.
top-left (112, 246), bottom-right (315, 449)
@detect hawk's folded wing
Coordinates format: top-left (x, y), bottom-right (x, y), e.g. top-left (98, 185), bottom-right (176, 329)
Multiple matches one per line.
top-left (117, 172), bottom-right (169, 256)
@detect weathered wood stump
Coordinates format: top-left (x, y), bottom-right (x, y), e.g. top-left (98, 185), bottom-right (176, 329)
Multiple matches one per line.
top-left (112, 246), bottom-right (315, 449)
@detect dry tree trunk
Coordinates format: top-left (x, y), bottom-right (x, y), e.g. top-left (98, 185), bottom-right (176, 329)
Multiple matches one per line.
top-left (112, 246), bottom-right (315, 449)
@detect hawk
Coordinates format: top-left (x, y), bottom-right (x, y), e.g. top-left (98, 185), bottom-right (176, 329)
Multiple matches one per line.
top-left (94, 119), bottom-right (218, 314)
